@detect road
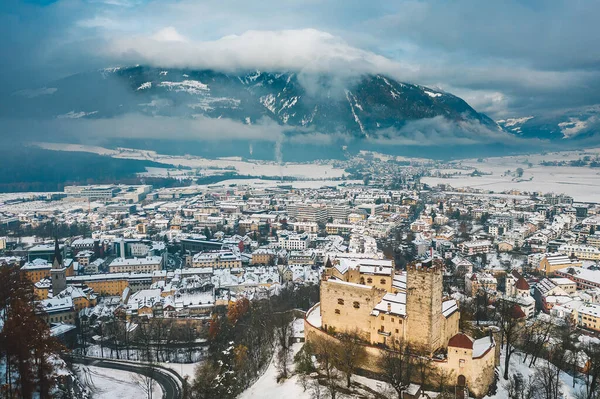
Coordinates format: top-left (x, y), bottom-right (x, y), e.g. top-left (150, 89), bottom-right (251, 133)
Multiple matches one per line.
top-left (67, 355), bottom-right (183, 399)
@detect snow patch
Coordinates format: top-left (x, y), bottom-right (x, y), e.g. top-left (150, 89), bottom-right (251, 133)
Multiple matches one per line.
top-left (425, 90), bottom-right (442, 98)
top-left (497, 116), bottom-right (534, 127)
top-left (136, 82), bottom-right (152, 90)
top-left (345, 90), bottom-right (366, 136)
top-left (279, 96), bottom-right (298, 112)
top-left (260, 94), bottom-right (277, 114)
top-left (57, 111), bottom-right (98, 119)
top-left (158, 80), bottom-right (209, 94)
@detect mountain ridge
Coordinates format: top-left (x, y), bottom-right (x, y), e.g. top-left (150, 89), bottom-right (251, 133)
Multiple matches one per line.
top-left (5, 66), bottom-right (499, 139)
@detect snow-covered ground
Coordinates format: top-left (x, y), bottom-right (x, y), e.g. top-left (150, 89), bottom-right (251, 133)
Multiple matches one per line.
top-left (159, 361), bottom-right (201, 381)
top-left (424, 149), bottom-right (600, 202)
top-left (34, 142), bottom-right (346, 179)
top-left (194, 178), bottom-right (362, 191)
top-left (76, 365), bottom-right (162, 399)
top-left (238, 343), bottom-right (311, 399)
top-left (487, 351), bottom-right (582, 399)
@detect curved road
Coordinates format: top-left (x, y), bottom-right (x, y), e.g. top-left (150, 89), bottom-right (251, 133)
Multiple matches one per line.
top-left (67, 355), bottom-right (183, 399)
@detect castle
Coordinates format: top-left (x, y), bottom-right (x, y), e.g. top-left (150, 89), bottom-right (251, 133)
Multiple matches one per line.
top-left (305, 257), bottom-right (498, 397)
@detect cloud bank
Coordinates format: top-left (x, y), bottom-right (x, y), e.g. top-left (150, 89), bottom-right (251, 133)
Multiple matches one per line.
top-left (108, 28), bottom-right (406, 77)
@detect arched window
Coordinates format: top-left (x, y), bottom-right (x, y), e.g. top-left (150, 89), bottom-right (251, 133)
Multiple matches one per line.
top-left (338, 298), bottom-right (344, 305)
top-left (353, 301), bottom-right (360, 309)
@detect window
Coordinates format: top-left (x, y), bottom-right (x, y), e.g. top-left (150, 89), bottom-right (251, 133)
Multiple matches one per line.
top-left (380, 278), bottom-right (386, 285)
top-left (391, 317), bottom-right (395, 322)
top-left (367, 278), bottom-right (373, 284)
top-left (395, 329), bottom-right (399, 333)
top-left (353, 301), bottom-right (360, 309)
top-left (381, 316), bottom-right (384, 320)
top-left (335, 309), bottom-right (340, 314)
top-left (338, 298), bottom-right (344, 305)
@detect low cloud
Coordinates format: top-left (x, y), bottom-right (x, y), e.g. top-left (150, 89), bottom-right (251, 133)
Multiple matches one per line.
top-left (369, 116), bottom-right (525, 147)
top-left (107, 28), bottom-right (407, 77)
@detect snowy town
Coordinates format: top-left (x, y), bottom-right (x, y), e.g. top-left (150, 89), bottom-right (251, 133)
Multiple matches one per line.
top-left (1, 168), bottom-right (600, 399)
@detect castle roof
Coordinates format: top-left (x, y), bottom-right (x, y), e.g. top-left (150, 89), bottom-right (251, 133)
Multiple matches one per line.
top-left (448, 333), bottom-right (473, 350)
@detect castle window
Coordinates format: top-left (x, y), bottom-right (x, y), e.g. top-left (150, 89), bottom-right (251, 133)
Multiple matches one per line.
top-left (335, 309), bottom-right (340, 314)
top-left (367, 278), bottom-right (373, 284)
top-left (338, 298), bottom-right (344, 305)
top-left (353, 301), bottom-right (360, 309)
top-left (395, 329), bottom-right (399, 333)
top-left (380, 279), bottom-right (386, 285)
top-left (399, 319), bottom-right (402, 324)
top-left (381, 316), bottom-right (384, 320)
top-left (391, 317), bottom-right (394, 322)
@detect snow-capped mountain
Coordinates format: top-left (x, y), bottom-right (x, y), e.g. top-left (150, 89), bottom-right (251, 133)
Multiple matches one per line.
top-left (5, 66), bottom-right (498, 138)
top-left (497, 105), bottom-right (600, 141)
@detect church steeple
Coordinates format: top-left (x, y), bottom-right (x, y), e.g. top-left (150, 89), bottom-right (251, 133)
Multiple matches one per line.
top-left (52, 237), bottom-right (63, 269)
top-left (51, 237), bottom-right (66, 296)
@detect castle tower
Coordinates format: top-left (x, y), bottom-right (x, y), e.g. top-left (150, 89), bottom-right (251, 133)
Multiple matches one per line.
top-left (406, 258), bottom-right (444, 354)
top-left (51, 238), bottom-right (67, 296)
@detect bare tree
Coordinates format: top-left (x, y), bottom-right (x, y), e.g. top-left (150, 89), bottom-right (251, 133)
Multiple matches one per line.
top-left (311, 335), bottom-right (341, 399)
top-left (521, 318), bottom-right (555, 367)
top-left (579, 341), bottom-right (600, 399)
top-left (335, 330), bottom-right (367, 388)
top-left (273, 312), bottom-right (294, 380)
top-left (531, 363), bottom-right (562, 399)
top-left (505, 372), bottom-right (535, 399)
top-left (497, 301), bottom-right (526, 380)
top-left (378, 340), bottom-right (413, 398)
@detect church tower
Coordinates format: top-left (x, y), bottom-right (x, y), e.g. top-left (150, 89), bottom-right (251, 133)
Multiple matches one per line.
top-left (51, 238), bottom-right (66, 296)
top-left (406, 258), bottom-right (444, 354)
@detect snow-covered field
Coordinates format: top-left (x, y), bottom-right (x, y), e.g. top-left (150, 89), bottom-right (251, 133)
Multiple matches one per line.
top-left (35, 142), bottom-right (346, 179)
top-left (195, 178), bottom-right (363, 191)
top-left (424, 149), bottom-right (600, 202)
top-left (76, 365), bottom-right (162, 399)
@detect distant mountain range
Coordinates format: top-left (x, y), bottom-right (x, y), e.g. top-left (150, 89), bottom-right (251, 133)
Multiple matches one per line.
top-left (4, 66), bottom-right (600, 161)
top-left (5, 66), bottom-right (497, 137)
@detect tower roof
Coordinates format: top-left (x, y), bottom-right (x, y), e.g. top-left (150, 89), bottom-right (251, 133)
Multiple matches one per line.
top-left (448, 333), bottom-right (474, 350)
top-left (52, 237), bottom-right (63, 269)
top-left (515, 277), bottom-right (530, 291)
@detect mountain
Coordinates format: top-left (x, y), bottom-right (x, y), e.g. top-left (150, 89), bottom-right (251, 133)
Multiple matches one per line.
top-left (497, 105), bottom-right (600, 142)
top-left (5, 66), bottom-right (497, 139)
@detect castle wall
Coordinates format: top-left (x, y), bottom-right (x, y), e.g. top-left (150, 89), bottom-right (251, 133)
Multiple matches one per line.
top-left (320, 279), bottom-right (386, 340)
top-left (441, 311), bottom-right (460, 347)
top-left (369, 313), bottom-right (406, 345)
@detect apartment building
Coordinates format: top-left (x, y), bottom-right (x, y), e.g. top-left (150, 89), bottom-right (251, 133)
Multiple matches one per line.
top-left (108, 256), bottom-right (163, 273)
top-left (192, 250), bottom-right (242, 268)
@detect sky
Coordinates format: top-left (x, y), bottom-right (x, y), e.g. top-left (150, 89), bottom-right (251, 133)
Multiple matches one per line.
top-left (2, 0), bottom-right (600, 120)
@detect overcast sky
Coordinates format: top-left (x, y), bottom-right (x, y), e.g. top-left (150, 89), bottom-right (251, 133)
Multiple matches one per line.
top-left (2, 0), bottom-right (600, 119)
